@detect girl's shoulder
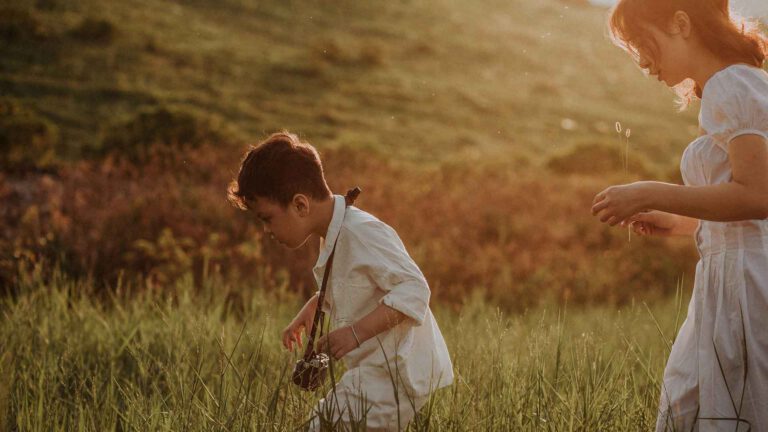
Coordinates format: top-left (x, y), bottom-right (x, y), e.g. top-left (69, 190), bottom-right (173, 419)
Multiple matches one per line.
top-left (702, 64), bottom-right (768, 105)
top-left (699, 64), bottom-right (768, 144)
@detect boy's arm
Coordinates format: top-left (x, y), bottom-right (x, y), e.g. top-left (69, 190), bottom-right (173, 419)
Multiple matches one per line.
top-left (317, 304), bottom-right (407, 360)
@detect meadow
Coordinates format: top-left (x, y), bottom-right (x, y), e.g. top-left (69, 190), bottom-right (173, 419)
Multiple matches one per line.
top-left (3, 0), bottom-right (766, 429)
top-left (0, 270), bottom-right (683, 431)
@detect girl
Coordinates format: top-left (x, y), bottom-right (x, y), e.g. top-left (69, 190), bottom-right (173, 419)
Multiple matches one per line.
top-left (592, 0), bottom-right (768, 430)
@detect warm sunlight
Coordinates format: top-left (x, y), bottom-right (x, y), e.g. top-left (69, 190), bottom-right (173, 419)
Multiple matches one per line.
top-left (2, 0), bottom-right (767, 430)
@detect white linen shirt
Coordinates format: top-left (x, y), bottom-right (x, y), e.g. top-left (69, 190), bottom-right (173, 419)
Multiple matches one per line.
top-left (312, 195), bottom-right (454, 397)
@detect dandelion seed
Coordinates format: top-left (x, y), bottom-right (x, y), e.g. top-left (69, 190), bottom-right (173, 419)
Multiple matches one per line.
top-left (615, 121), bottom-right (625, 171)
top-left (624, 127), bottom-right (632, 173)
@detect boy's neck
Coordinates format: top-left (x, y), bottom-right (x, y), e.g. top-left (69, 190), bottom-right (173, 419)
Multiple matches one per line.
top-left (312, 195), bottom-right (336, 240)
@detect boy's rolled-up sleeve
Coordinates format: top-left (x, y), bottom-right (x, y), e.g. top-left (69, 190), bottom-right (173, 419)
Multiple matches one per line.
top-left (379, 278), bottom-right (430, 326)
top-left (349, 221), bottom-right (431, 326)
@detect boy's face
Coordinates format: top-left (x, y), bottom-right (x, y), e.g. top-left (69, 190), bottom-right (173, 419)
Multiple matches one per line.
top-left (249, 195), bottom-right (313, 250)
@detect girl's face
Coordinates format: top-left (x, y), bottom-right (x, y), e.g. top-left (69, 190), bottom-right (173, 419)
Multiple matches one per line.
top-left (635, 19), bottom-right (693, 87)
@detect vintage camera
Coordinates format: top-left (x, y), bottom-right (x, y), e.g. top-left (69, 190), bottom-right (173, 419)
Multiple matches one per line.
top-left (292, 351), bottom-right (330, 391)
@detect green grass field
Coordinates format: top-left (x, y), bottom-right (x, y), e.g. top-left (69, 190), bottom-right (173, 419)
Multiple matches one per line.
top-left (0, 272), bottom-right (684, 431)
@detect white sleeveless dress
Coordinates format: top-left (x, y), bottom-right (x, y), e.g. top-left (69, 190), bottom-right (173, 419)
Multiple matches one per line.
top-left (656, 64), bottom-right (768, 432)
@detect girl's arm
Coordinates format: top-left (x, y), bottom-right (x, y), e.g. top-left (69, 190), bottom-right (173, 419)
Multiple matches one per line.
top-left (317, 304), bottom-right (407, 360)
top-left (593, 135), bottom-right (768, 224)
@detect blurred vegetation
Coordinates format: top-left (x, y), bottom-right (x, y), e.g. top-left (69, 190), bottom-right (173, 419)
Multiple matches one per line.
top-left (3, 0), bottom-right (762, 305)
top-left (100, 105), bottom-right (235, 160)
top-left (0, 103), bottom-right (58, 170)
top-left (0, 144), bottom-right (697, 309)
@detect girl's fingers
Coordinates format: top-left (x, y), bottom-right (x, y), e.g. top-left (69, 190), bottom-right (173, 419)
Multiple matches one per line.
top-left (592, 191), bottom-right (607, 206)
top-left (631, 222), bottom-right (646, 235)
top-left (592, 200), bottom-right (610, 215)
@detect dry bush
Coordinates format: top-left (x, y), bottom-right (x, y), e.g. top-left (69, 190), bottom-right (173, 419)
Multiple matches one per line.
top-left (0, 100), bottom-right (58, 170)
top-left (68, 17), bottom-right (115, 44)
top-left (1, 143), bottom-right (697, 307)
top-left (547, 142), bottom-right (654, 178)
top-left (0, 8), bottom-right (48, 42)
top-left (323, 153), bottom-right (694, 308)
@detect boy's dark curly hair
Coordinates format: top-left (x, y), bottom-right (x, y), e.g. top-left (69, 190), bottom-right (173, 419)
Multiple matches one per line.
top-left (228, 131), bottom-right (332, 210)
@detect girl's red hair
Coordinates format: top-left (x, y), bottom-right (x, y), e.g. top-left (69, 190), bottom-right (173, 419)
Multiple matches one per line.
top-left (609, 0), bottom-right (767, 107)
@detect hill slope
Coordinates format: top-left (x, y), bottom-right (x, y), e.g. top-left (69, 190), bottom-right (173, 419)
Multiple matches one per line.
top-left (2, 0), bottom-right (707, 168)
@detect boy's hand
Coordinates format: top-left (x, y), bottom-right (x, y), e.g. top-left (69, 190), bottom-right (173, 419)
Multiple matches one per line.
top-left (281, 314), bottom-right (313, 352)
top-left (281, 294), bottom-right (319, 352)
top-left (317, 326), bottom-right (359, 360)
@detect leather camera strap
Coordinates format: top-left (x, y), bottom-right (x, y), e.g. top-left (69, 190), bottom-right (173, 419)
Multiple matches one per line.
top-left (303, 187), bottom-right (361, 361)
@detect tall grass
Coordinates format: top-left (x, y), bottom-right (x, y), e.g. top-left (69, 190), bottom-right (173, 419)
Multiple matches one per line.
top-left (0, 270), bottom-right (682, 431)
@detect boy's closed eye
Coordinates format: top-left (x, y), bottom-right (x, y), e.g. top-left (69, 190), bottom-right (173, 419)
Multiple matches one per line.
top-left (256, 213), bottom-right (271, 224)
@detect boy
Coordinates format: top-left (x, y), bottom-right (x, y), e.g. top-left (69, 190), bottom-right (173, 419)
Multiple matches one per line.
top-left (228, 131), bottom-right (453, 431)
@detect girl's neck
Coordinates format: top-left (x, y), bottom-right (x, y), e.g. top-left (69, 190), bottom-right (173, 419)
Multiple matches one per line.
top-left (691, 52), bottom-right (734, 94)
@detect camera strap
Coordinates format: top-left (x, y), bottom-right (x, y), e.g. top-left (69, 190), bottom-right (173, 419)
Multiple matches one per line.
top-left (303, 187), bottom-right (361, 362)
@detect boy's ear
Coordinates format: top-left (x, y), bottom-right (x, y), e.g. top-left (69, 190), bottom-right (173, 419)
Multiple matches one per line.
top-left (671, 11), bottom-right (691, 38)
top-left (292, 194), bottom-right (310, 216)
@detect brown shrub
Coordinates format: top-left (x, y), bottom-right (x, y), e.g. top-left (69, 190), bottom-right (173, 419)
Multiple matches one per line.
top-left (68, 17), bottom-right (115, 44)
top-left (0, 8), bottom-right (48, 42)
top-left (1, 144), bottom-right (697, 308)
top-left (0, 113), bottom-right (58, 170)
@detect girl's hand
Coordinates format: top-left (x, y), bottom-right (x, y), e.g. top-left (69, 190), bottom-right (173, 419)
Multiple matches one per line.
top-left (317, 326), bottom-right (359, 360)
top-left (281, 313), bottom-right (313, 352)
top-left (623, 211), bottom-right (698, 237)
top-left (592, 182), bottom-right (650, 226)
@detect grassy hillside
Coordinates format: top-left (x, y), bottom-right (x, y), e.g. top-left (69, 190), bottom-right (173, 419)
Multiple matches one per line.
top-left (2, 0), bottom-right (700, 168)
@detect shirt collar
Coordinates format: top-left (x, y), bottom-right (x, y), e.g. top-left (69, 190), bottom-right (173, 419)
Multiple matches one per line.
top-left (314, 194), bottom-right (346, 270)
